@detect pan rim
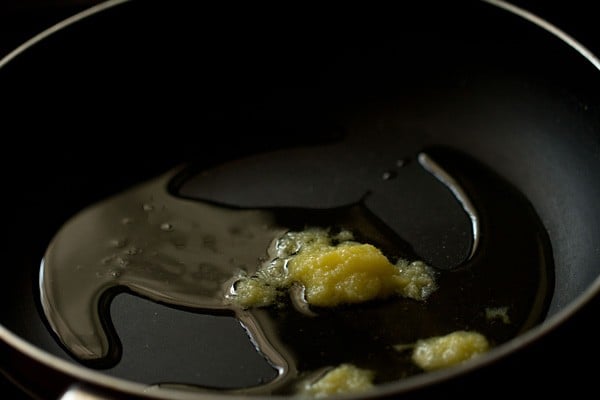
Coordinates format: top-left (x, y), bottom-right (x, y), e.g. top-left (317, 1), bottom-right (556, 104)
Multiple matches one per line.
top-left (1, 0), bottom-right (599, 398)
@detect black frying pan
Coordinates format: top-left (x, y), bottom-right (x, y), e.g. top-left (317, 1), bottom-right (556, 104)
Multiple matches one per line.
top-left (1, 0), bottom-right (599, 399)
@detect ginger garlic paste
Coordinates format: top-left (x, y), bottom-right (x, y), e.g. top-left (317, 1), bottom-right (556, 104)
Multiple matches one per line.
top-left (230, 228), bottom-right (436, 308)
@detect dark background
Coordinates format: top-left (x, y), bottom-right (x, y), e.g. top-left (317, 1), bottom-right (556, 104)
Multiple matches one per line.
top-left (1, 0), bottom-right (599, 399)
top-left (1, 1), bottom-right (599, 63)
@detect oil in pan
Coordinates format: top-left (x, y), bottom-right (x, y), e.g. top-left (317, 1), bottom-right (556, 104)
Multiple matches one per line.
top-left (39, 130), bottom-right (554, 396)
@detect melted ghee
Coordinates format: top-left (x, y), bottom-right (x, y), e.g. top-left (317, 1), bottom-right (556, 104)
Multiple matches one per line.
top-left (38, 147), bottom-right (554, 396)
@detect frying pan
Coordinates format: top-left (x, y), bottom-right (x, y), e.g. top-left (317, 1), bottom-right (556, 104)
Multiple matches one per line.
top-left (1, 0), bottom-right (599, 398)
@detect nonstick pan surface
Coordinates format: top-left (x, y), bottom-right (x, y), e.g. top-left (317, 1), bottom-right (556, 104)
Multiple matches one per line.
top-left (1, 0), bottom-right (599, 399)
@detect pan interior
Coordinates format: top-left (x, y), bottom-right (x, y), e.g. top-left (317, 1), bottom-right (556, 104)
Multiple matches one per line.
top-left (37, 140), bottom-right (554, 393)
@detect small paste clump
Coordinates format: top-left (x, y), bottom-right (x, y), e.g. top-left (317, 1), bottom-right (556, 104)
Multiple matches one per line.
top-left (302, 364), bottom-right (374, 398)
top-left (411, 331), bottom-right (489, 371)
top-left (230, 228), bottom-right (436, 308)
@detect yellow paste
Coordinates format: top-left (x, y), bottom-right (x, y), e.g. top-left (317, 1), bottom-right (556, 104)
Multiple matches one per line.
top-left (230, 228), bottom-right (436, 308)
top-left (302, 364), bottom-right (374, 398)
top-left (411, 331), bottom-right (489, 371)
top-left (229, 229), bottom-right (491, 393)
